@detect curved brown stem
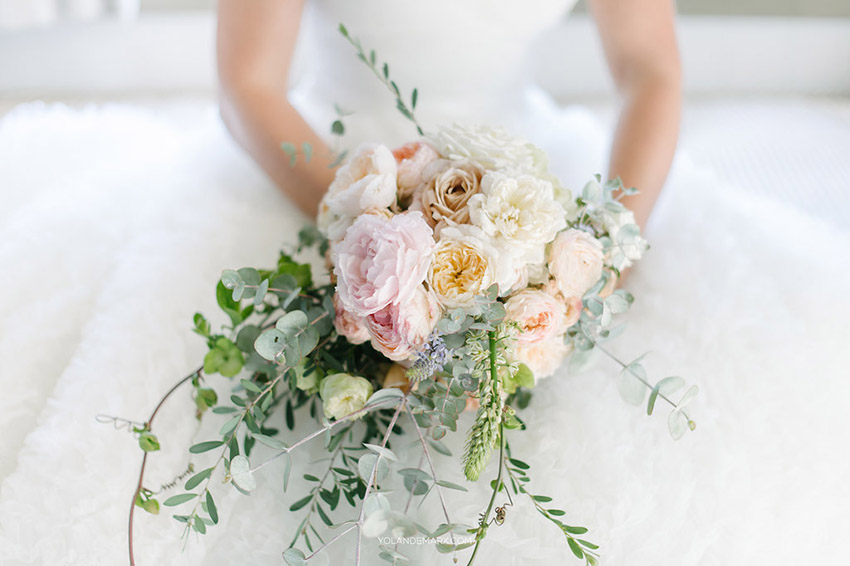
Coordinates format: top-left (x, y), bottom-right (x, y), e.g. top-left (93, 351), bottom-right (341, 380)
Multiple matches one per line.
top-left (128, 366), bottom-right (201, 565)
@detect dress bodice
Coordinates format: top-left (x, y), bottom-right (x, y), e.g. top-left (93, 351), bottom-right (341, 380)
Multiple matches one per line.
top-left (289, 0), bottom-right (579, 146)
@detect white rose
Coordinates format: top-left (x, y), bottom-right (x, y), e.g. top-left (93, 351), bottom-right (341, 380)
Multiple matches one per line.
top-left (548, 229), bottom-right (604, 299)
top-left (468, 172), bottom-right (566, 265)
top-left (428, 124), bottom-right (550, 176)
top-left (318, 143), bottom-right (398, 238)
top-left (319, 373), bottom-right (374, 420)
top-left (512, 336), bottom-right (572, 380)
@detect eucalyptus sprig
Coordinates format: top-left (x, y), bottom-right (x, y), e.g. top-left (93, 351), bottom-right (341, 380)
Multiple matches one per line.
top-left (338, 23), bottom-right (424, 136)
top-left (502, 453), bottom-right (599, 566)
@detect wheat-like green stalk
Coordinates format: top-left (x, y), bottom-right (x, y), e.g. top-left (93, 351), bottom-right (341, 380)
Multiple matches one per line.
top-left (463, 332), bottom-right (504, 481)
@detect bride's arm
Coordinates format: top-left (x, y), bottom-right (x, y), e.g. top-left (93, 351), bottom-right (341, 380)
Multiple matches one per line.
top-left (590, 0), bottom-right (682, 229)
top-left (217, 0), bottom-right (334, 217)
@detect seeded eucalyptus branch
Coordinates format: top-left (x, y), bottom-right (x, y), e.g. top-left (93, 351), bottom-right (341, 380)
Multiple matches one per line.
top-left (502, 452), bottom-right (599, 565)
top-left (338, 23), bottom-right (424, 136)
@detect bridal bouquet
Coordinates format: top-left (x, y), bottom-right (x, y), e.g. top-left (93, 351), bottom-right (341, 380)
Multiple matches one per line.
top-left (122, 24), bottom-right (697, 566)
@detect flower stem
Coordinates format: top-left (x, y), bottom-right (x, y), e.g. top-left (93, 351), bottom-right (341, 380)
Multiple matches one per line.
top-left (465, 331), bottom-right (505, 566)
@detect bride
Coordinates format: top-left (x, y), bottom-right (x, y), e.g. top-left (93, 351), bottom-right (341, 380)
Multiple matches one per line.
top-left (217, 0), bottom-right (681, 231)
top-left (1, 1), bottom-right (848, 565)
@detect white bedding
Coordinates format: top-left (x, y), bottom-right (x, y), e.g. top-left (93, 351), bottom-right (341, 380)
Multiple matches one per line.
top-left (0, 98), bottom-right (848, 565)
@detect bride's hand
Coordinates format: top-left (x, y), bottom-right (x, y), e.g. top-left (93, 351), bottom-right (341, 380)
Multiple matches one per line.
top-left (217, 0), bottom-right (335, 218)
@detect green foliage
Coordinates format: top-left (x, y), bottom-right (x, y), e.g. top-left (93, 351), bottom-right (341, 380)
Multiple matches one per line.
top-left (463, 331), bottom-right (505, 481)
top-left (503, 451), bottom-right (598, 565)
top-left (138, 430), bottom-right (160, 452)
top-left (339, 23), bottom-right (424, 136)
top-left (203, 337), bottom-right (244, 378)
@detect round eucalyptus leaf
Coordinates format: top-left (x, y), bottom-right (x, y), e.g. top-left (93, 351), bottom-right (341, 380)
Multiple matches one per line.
top-left (668, 409), bottom-right (690, 440)
top-left (276, 310), bottom-right (310, 335)
top-left (254, 329), bottom-right (285, 362)
top-left (230, 455), bottom-right (256, 492)
top-left (282, 548), bottom-right (307, 566)
top-left (617, 366), bottom-right (646, 406)
top-left (221, 269), bottom-right (241, 289)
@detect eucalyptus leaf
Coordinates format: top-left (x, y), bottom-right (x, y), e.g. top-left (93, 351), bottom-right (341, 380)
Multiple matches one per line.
top-left (254, 329), bottom-right (285, 362)
top-left (230, 455), bottom-right (256, 492)
top-left (364, 443), bottom-right (398, 462)
top-left (163, 493), bottom-right (196, 507)
top-left (253, 434), bottom-right (288, 451)
top-left (282, 548), bottom-right (307, 566)
top-left (617, 364), bottom-right (647, 405)
top-left (220, 269), bottom-right (241, 289)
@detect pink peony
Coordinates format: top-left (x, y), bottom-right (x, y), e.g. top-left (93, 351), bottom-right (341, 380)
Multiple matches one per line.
top-left (333, 293), bottom-right (369, 344)
top-left (392, 141), bottom-right (440, 201)
top-left (334, 211), bottom-right (435, 317)
top-left (504, 289), bottom-right (568, 344)
top-left (365, 286), bottom-right (441, 361)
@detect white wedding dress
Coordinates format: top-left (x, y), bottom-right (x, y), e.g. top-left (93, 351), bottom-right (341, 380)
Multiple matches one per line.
top-left (1, 1), bottom-right (849, 565)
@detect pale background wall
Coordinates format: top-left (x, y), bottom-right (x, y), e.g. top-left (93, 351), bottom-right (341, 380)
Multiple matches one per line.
top-left (141, 0), bottom-right (850, 18)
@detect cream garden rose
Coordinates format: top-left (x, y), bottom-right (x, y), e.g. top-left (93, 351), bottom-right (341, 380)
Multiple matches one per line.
top-left (427, 224), bottom-right (498, 308)
top-left (319, 373), bottom-right (374, 420)
top-left (468, 172), bottom-right (566, 265)
top-left (334, 211), bottom-right (435, 317)
top-left (365, 286), bottom-right (441, 362)
top-left (548, 228), bottom-right (604, 299)
top-left (504, 289), bottom-right (568, 344)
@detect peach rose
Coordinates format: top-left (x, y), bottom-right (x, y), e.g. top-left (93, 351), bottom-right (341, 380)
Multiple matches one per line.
top-left (548, 229), bottom-right (604, 299)
top-left (411, 159), bottom-right (484, 229)
top-left (318, 143), bottom-right (398, 240)
top-left (365, 286), bottom-right (441, 362)
top-left (333, 293), bottom-right (369, 345)
top-left (334, 211), bottom-right (435, 317)
top-left (392, 141), bottom-right (440, 202)
top-left (543, 279), bottom-right (583, 328)
top-left (504, 289), bottom-right (568, 344)
top-left (513, 336), bottom-right (573, 380)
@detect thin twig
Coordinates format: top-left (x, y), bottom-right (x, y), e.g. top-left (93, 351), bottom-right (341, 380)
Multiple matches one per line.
top-left (249, 395), bottom-right (406, 474)
top-left (402, 399), bottom-right (458, 550)
top-left (303, 523), bottom-right (358, 560)
top-left (128, 366), bottom-right (201, 566)
top-left (354, 398), bottom-right (406, 566)
top-left (592, 341), bottom-right (690, 420)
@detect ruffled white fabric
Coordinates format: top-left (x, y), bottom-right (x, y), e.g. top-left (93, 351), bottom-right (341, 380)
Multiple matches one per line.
top-left (1, 100), bottom-right (848, 566)
top-left (1, 1), bottom-right (849, 563)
